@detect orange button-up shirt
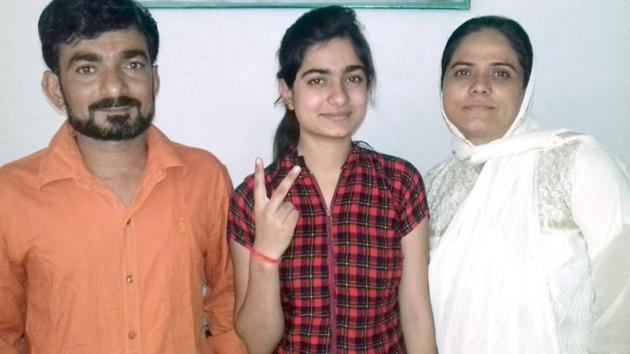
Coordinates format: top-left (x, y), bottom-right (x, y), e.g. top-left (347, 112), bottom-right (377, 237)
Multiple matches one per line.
top-left (0, 123), bottom-right (245, 354)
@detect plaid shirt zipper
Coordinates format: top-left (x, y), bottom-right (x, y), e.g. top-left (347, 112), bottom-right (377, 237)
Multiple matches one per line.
top-left (304, 167), bottom-right (340, 354)
top-left (325, 207), bottom-right (337, 353)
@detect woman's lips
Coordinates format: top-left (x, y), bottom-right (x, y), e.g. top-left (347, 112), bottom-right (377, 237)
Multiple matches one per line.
top-left (321, 112), bottom-right (351, 120)
top-left (463, 104), bottom-right (494, 111)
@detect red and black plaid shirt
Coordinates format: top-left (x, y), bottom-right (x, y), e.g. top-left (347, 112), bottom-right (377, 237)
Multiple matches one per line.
top-left (228, 143), bottom-right (429, 353)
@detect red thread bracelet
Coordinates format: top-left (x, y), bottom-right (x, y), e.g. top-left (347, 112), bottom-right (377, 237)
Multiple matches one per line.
top-left (247, 246), bottom-right (280, 265)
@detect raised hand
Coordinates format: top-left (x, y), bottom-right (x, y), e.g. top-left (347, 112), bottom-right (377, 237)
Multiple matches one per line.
top-left (252, 158), bottom-right (301, 261)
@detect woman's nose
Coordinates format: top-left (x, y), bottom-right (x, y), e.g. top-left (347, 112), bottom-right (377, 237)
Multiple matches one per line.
top-left (470, 73), bottom-right (491, 95)
top-left (328, 80), bottom-right (349, 106)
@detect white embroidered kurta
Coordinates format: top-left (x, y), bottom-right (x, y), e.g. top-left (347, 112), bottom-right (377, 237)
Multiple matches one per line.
top-left (427, 139), bottom-right (630, 354)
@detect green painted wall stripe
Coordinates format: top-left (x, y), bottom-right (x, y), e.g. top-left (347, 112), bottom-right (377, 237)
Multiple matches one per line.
top-left (139, 1), bottom-right (470, 10)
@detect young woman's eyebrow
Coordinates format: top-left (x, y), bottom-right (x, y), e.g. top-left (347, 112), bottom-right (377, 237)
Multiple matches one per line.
top-left (301, 68), bottom-right (330, 77)
top-left (344, 65), bottom-right (365, 73)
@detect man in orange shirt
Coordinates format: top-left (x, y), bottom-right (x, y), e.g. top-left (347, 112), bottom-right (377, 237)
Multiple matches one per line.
top-left (0, 0), bottom-right (245, 353)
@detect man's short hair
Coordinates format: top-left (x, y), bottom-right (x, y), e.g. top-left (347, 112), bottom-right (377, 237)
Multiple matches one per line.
top-left (38, 0), bottom-right (159, 73)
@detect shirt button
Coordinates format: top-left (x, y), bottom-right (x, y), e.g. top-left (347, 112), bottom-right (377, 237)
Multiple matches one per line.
top-left (125, 275), bottom-right (134, 284)
top-left (128, 331), bottom-right (137, 340)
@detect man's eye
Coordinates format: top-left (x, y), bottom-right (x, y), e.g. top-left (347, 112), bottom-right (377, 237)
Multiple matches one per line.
top-left (76, 65), bottom-right (94, 74)
top-left (307, 77), bottom-right (325, 86)
top-left (126, 61), bottom-right (145, 70)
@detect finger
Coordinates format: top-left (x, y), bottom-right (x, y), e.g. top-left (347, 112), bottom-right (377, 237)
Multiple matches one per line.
top-left (253, 158), bottom-right (268, 209)
top-left (268, 165), bottom-right (301, 210)
top-left (276, 202), bottom-right (297, 223)
top-left (285, 208), bottom-right (300, 228)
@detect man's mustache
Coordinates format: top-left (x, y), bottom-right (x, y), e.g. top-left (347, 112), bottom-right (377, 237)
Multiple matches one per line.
top-left (89, 96), bottom-right (141, 111)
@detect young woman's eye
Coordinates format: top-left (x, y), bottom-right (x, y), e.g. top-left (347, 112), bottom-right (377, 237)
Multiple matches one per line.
top-left (307, 77), bottom-right (325, 86)
top-left (76, 65), bottom-right (95, 75)
top-left (453, 69), bottom-right (471, 77)
top-left (346, 75), bottom-right (364, 84)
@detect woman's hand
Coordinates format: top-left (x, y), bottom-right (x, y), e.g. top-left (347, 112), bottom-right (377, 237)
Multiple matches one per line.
top-left (253, 158), bottom-right (301, 260)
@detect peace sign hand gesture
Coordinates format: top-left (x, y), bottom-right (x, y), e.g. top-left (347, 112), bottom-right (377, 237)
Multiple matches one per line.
top-left (252, 158), bottom-right (301, 261)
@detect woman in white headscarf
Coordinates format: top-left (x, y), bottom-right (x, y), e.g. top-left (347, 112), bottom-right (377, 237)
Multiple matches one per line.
top-left (426, 15), bottom-right (630, 354)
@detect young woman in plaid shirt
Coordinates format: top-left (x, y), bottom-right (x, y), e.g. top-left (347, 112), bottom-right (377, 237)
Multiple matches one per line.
top-left (228, 6), bottom-right (436, 353)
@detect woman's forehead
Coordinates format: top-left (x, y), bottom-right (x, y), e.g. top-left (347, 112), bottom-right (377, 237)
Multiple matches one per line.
top-left (451, 29), bottom-right (520, 66)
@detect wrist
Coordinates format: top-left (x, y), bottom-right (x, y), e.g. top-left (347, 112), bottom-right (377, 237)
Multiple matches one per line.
top-left (247, 245), bottom-right (281, 266)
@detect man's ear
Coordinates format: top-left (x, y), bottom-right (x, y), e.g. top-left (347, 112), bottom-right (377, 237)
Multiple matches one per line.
top-left (278, 79), bottom-right (294, 111)
top-left (42, 71), bottom-right (66, 111)
top-left (152, 65), bottom-right (160, 96)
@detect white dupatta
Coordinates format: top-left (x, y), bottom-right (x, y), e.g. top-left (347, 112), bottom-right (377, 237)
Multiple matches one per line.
top-left (429, 72), bottom-right (581, 353)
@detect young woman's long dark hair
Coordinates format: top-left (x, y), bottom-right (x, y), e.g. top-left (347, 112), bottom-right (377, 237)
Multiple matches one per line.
top-left (273, 5), bottom-right (376, 161)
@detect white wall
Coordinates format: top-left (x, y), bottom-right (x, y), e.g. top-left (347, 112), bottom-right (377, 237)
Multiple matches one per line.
top-left (1, 0), bottom-right (629, 185)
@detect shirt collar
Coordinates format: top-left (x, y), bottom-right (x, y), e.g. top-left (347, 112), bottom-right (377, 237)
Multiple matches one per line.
top-left (282, 141), bottom-right (363, 171)
top-left (144, 124), bottom-right (185, 176)
top-left (37, 122), bottom-right (184, 189)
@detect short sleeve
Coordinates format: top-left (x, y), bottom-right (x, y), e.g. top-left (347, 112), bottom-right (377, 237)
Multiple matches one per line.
top-left (393, 160), bottom-right (430, 237)
top-left (227, 176), bottom-right (256, 248)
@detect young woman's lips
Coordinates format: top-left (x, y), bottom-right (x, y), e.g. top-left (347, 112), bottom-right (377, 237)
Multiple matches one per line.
top-left (321, 112), bottom-right (351, 120)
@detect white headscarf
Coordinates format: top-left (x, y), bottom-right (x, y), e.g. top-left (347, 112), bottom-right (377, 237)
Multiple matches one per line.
top-left (429, 59), bottom-right (578, 353)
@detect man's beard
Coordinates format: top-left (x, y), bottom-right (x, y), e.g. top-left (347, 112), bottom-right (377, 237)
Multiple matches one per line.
top-left (65, 95), bottom-right (155, 141)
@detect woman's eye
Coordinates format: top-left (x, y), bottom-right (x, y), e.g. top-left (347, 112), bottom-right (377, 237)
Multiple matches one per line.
top-left (454, 69), bottom-right (471, 77)
top-left (346, 75), bottom-right (364, 84)
top-left (494, 70), bottom-right (511, 79)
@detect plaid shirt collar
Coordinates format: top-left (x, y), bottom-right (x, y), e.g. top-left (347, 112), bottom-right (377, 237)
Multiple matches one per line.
top-left (281, 141), bottom-right (365, 172)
